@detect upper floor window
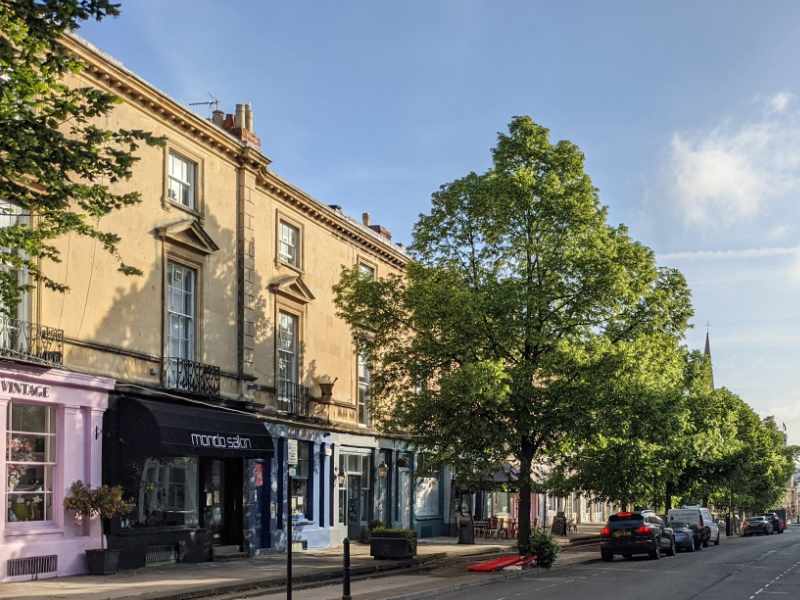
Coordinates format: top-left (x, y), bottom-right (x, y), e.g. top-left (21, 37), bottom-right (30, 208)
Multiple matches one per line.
top-left (167, 152), bottom-right (197, 211)
top-left (279, 221), bottom-right (300, 268)
top-left (166, 261), bottom-right (196, 361)
top-left (0, 200), bottom-right (28, 320)
top-left (7, 401), bottom-right (56, 523)
top-left (357, 350), bottom-right (370, 426)
top-left (277, 311), bottom-right (299, 410)
top-left (358, 262), bottom-right (375, 279)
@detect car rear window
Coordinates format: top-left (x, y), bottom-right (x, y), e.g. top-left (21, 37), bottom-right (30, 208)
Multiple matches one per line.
top-left (748, 517), bottom-right (766, 523)
top-left (668, 510), bottom-right (700, 524)
top-left (609, 513), bottom-right (643, 528)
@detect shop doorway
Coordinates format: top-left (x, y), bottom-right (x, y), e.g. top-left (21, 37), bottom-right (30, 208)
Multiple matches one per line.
top-left (340, 453), bottom-right (371, 540)
top-left (200, 458), bottom-right (243, 547)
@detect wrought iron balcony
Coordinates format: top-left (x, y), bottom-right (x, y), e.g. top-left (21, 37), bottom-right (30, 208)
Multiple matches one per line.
top-left (276, 379), bottom-right (309, 416)
top-left (162, 356), bottom-right (221, 397)
top-left (0, 317), bottom-right (64, 366)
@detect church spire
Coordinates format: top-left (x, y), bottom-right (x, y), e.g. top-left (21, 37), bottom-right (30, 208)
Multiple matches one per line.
top-left (704, 324), bottom-right (714, 389)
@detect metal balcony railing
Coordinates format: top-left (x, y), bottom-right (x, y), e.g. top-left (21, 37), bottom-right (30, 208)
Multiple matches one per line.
top-left (0, 317), bottom-right (64, 366)
top-left (276, 379), bottom-right (309, 416)
top-left (162, 356), bottom-right (221, 397)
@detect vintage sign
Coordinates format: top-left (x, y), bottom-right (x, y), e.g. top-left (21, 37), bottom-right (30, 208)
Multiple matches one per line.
top-left (0, 378), bottom-right (50, 399)
top-left (190, 433), bottom-right (253, 450)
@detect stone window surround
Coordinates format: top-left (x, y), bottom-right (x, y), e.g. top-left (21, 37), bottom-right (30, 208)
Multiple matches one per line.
top-left (274, 209), bottom-right (305, 274)
top-left (162, 141), bottom-right (205, 218)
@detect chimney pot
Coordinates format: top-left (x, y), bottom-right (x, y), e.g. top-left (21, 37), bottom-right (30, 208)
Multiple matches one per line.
top-left (244, 103), bottom-right (253, 131)
top-left (234, 104), bottom-right (245, 129)
top-left (211, 109), bottom-right (225, 127)
top-left (362, 212), bottom-right (370, 226)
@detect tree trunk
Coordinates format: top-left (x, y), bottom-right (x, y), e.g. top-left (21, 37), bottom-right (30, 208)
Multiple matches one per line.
top-left (517, 439), bottom-right (535, 554)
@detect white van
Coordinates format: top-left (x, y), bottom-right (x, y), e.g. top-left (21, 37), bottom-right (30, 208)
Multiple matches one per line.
top-left (667, 506), bottom-right (720, 548)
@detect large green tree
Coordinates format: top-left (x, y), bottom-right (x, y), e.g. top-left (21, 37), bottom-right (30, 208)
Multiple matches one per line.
top-left (0, 0), bottom-right (162, 313)
top-left (334, 116), bottom-right (693, 550)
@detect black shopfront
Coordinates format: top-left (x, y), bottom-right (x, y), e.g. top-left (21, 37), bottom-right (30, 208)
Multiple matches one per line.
top-left (103, 395), bottom-right (273, 569)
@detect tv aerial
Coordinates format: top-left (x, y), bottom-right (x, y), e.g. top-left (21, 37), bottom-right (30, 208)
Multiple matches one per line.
top-left (188, 92), bottom-right (220, 116)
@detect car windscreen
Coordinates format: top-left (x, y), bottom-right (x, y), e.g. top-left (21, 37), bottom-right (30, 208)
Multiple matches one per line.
top-left (668, 510), bottom-right (700, 524)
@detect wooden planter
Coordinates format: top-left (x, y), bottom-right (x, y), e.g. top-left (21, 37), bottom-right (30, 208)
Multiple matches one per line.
top-left (369, 536), bottom-right (417, 560)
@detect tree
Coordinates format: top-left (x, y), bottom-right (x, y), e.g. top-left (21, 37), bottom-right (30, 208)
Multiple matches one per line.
top-left (334, 116), bottom-right (693, 551)
top-left (0, 0), bottom-right (163, 313)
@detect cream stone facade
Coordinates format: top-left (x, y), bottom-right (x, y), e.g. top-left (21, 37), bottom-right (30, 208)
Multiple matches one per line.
top-left (39, 35), bottom-right (407, 422)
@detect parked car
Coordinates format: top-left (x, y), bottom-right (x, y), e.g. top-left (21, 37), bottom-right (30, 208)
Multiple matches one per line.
top-left (669, 521), bottom-right (698, 552)
top-left (600, 511), bottom-right (676, 561)
top-left (667, 506), bottom-right (720, 547)
top-left (742, 516), bottom-right (773, 536)
top-left (765, 512), bottom-right (785, 534)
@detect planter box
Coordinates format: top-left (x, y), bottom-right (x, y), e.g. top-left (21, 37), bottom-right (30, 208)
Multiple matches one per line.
top-left (370, 536), bottom-right (417, 560)
top-left (86, 549), bottom-right (121, 575)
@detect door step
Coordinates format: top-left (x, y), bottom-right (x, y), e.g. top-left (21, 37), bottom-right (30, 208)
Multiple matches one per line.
top-left (212, 545), bottom-right (247, 561)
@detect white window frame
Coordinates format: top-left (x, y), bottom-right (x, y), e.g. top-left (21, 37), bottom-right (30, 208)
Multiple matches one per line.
top-left (167, 151), bottom-right (197, 211)
top-left (166, 261), bottom-right (196, 361)
top-left (6, 401), bottom-right (57, 523)
top-left (277, 311), bottom-right (299, 410)
top-left (0, 199), bottom-right (29, 322)
top-left (357, 350), bottom-right (370, 426)
top-left (278, 221), bottom-right (300, 268)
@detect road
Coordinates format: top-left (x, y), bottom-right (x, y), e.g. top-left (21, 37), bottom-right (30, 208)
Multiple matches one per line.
top-left (437, 527), bottom-right (800, 600)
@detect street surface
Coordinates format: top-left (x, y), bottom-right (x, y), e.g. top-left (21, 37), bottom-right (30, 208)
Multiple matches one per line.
top-left (233, 527), bottom-right (800, 599)
top-left (435, 527), bottom-right (800, 600)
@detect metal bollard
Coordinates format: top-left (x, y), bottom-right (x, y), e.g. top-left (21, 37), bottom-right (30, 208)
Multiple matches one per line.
top-left (342, 537), bottom-right (352, 600)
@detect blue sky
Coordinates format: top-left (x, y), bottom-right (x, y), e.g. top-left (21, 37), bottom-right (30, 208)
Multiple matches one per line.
top-left (81, 1), bottom-right (800, 442)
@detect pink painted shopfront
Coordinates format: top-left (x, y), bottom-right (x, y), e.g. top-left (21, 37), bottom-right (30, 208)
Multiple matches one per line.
top-left (0, 362), bottom-right (114, 581)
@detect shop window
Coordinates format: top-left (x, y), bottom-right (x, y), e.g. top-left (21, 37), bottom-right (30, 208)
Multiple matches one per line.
top-left (6, 401), bottom-right (56, 522)
top-left (414, 466), bottom-right (441, 518)
top-left (290, 441), bottom-right (313, 520)
top-left (130, 457), bottom-right (199, 528)
top-left (167, 151), bottom-right (197, 210)
top-left (357, 350), bottom-right (370, 426)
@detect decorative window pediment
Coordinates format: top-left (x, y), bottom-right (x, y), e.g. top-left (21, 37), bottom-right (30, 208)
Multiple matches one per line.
top-left (155, 218), bottom-right (219, 255)
top-left (268, 273), bottom-right (316, 304)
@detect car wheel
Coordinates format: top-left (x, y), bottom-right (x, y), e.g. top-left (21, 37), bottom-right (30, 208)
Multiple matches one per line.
top-left (703, 537), bottom-right (710, 547)
top-left (695, 537), bottom-right (703, 550)
top-left (714, 533), bottom-right (720, 546)
top-left (601, 550), bottom-right (613, 562)
top-left (668, 540), bottom-right (677, 556)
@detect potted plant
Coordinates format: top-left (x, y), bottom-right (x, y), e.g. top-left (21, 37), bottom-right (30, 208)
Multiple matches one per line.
top-left (64, 481), bottom-right (132, 575)
top-left (369, 527), bottom-right (417, 560)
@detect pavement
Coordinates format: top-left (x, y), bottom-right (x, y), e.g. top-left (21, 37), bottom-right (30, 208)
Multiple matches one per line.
top-left (0, 525), bottom-right (604, 600)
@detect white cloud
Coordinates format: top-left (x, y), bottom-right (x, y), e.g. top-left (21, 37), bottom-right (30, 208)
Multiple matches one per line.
top-left (769, 92), bottom-right (794, 114)
top-left (669, 98), bottom-right (800, 225)
top-left (659, 246), bottom-right (798, 261)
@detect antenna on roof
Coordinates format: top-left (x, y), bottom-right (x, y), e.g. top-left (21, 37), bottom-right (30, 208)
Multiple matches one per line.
top-left (188, 92), bottom-right (220, 115)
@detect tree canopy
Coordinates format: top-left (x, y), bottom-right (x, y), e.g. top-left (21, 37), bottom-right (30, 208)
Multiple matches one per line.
top-left (334, 115), bottom-right (694, 549)
top-left (0, 0), bottom-right (162, 313)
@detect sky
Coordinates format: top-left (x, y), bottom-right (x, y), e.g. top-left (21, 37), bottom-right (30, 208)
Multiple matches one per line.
top-left (80, 1), bottom-right (800, 443)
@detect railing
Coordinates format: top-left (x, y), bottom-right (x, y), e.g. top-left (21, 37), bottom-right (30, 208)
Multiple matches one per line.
top-left (162, 356), bottom-right (221, 397)
top-left (0, 317), bottom-right (64, 366)
top-left (276, 379), bottom-right (309, 416)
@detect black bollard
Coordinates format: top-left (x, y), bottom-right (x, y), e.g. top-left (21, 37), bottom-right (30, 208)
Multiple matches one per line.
top-left (287, 474), bottom-right (292, 600)
top-left (342, 537), bottom-right (352, 600)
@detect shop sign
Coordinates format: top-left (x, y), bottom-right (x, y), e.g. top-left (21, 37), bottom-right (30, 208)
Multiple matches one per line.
top-left (190, 432), bottom-right (253, 450)
top-left (287, 439), bottom-right (299, 465)
top-left (0, 378), bottom-right (50, 398)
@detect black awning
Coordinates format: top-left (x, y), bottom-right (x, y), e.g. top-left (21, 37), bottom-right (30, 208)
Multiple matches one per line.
top-left (118, 398), bottom-right (273, 457)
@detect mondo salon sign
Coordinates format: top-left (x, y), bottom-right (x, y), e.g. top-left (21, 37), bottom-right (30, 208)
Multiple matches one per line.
top-left (190, 432), bottom-right (253, 450)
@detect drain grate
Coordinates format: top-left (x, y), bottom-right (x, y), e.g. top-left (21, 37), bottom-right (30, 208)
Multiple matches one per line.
top-left (7, 555), bottom-right (58, 579)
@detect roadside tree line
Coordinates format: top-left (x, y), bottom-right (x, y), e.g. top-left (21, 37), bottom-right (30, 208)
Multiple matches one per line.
top-left (334, 116), bottom-right (798, 551)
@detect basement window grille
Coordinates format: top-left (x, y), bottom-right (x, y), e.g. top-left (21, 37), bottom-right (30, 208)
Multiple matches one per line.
top-left (6, 555), bottom-right (57, 579)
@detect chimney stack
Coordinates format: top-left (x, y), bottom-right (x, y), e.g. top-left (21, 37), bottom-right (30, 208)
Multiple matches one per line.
top-left (362, 212), bottom-right (370, 226)
top-left (215, 102), bottom-right (261, 148)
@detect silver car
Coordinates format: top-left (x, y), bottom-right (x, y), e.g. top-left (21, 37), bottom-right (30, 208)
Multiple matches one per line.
top-left (667, 506), bottom-right (720, 548)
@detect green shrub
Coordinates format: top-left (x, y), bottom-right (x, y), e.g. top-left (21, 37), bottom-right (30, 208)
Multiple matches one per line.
top-left (370, 527), bottom-right (417, 540)
top-left (528, 530), bottom-right (560, 569)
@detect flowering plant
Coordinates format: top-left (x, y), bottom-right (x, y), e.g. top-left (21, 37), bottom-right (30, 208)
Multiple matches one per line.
top-left (63, 481), bottom-right (132, 549)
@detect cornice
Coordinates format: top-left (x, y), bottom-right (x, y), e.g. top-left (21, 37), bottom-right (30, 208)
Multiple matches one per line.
top-left (259, 171), bottom-right (410, 269)
top-left (60, 34), bottom-right (272, 170)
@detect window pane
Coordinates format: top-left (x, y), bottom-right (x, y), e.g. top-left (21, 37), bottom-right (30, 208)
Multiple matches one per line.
top-left (7, 465), bottom-right (52, 492)
top-left (11, 403), bottom-right (49, 433)
top-left (131, 457), bottom-right (199, 528)
top-left (8, 493), bottom-right (50, 522)
top-left (7, 433), bottom-right (51, 462)
top-left (279, 222), bottom-right (299, 266)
